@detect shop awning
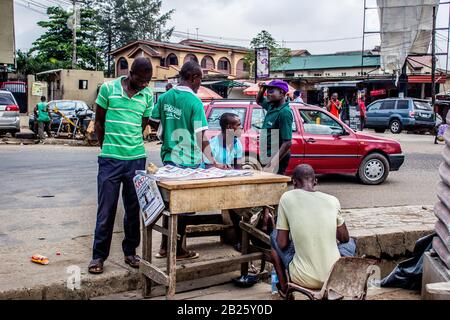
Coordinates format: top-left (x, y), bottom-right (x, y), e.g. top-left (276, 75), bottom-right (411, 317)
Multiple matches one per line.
top-left (202, 80), bottom-right (248, 88)
top-left (408, 75), bottom-right (447, 84)
top-left (314, 80), bottom-right (362, 90)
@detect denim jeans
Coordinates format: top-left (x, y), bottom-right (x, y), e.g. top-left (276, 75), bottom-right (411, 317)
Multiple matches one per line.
top-left (92, 157), bottom-right (146, 260)
top-left (270, 230), bottom-right (357, 270)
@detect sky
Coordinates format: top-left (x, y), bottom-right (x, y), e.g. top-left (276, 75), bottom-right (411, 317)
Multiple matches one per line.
top-left (13, 0), bottom-right (450, 67)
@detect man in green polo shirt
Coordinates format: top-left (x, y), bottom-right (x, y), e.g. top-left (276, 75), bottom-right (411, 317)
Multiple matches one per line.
top-left (35, 96), bottom-right (52, 140)
top-left (88, 57), bottom-right (153, 274)
top-left (150, 61), bottom-right (219, 260)
top-left (256, 80), bottom-right (293, 175)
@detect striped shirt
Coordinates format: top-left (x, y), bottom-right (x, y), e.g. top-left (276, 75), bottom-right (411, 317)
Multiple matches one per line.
top-left (95, 76), bottom-right (154, 160)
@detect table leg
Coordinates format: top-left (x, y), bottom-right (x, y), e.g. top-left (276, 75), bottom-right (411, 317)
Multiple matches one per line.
top-left (142, 223), bottom-right (153, 298)
top-left (166, 214), bottom-right (178, 299)
top-left (240, 213), bottom-right (250, 276)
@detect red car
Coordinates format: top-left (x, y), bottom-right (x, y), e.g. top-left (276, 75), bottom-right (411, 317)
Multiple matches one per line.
top-left (204, 100), bottom-right (405, 185)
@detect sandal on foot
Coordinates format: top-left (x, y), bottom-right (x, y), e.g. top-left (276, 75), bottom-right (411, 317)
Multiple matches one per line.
top-left (124, 255), bottom-right (141, 268)
top-left (155, 252), bottom-right (166, 259)
top-left (88, 258), bottom-right (104, 274)
top-left (176, 251), bottom-right (199, 261)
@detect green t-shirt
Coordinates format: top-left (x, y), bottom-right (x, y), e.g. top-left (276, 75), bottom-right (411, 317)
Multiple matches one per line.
top-left (259, 98), bottom-right (293, 164)
top-left (37, 102), bottom-right (51, 122)
top-left (95, 76), bottom-right (154, 161)
top-left (151, 86), bottom-right (208, 167)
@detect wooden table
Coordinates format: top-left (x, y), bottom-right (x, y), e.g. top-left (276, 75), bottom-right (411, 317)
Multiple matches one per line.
top-left (139, 171), bottom-right (291, 299)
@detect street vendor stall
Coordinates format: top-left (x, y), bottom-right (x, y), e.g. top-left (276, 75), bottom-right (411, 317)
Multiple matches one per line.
top-left (136, 169), bottom-right (290, 299)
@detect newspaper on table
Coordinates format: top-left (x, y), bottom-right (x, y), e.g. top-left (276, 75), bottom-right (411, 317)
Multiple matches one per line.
top-left (146, 165), bottom-right (254, 181)
top-left (133, 173), bottom-right (165, 227)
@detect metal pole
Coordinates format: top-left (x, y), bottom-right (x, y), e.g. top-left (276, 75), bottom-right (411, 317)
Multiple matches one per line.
top-left (254, 49), bottom-right (258, 84)
top-left (361, 0), bottom-right (367, 76)
top-left (432, 5), bottom-right (437, 107)
top-left (72, 0), bottom-right (77, 69)
top-left (446, 4), bottom-right (450, 78)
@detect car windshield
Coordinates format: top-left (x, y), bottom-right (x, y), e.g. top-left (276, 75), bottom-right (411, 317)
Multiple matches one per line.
top-left (49, 101), bottom-right (77, 111)
top-left (0, 93), bottom-right (15, 105)
top-left (414, 101), bottom-right (432, 111)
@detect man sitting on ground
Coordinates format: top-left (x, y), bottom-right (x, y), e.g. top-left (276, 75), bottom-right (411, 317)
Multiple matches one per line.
top-left (271, 164), bottom-right (356, 297)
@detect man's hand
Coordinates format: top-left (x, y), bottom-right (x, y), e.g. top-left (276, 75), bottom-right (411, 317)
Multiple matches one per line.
top-left (214, 163), bottom-right (230, 170)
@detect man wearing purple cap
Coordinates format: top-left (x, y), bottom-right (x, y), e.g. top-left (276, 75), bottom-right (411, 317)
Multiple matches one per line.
top-left (257, 80), bottom-right (293, 175)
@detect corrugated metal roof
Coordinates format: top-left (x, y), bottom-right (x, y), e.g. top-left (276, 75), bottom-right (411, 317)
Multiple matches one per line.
top-left (272, 54), bottom-right (380, 71)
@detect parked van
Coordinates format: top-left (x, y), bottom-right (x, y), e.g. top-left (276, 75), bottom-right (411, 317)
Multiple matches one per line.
top-left (365, 98), bottom-right (436, 134)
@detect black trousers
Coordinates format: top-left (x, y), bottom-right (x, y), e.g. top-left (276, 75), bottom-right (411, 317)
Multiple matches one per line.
top-left (92, 157), bottom-right (146, 260)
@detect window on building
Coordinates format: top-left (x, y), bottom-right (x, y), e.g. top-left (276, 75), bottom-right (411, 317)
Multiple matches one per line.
top-left (184, 54), bottom-right (199, 64)
top-left (313, 73), bottom-right (323, 77)
top-left (201, 56), bottom-right (215, 69)
top-left (285, 72), bottom-right (295, 77)
top-left (119, 58), bottom-right (128, 70)
top-left (79, 80), bottom-right (88, 90)
top-left (218, 58), bottom-right (231, 72)
top-left (166, 54), bottom-right (179, 66)
top-left (342, 72), bottom-right (347, 76)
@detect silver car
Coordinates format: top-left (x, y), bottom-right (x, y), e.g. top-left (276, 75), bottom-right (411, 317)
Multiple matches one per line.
top-left (0, 90), bottom-right (20, 137)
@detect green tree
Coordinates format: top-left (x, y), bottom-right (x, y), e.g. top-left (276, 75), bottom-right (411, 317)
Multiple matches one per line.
top-left (92, 0), bottom-right (174, 76)
top-left (245, 30), bottom-right (291, 77)
top-left (30, 6), bottom-right (104, 71)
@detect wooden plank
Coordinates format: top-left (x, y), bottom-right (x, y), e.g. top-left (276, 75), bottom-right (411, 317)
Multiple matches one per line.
top-left (221, 210), bottom-right (235, 244)
top-left (177, 253), bottom-right (263, 276)
top-left (142, 224), bottom-right (153, 298)
top-left (166, 214), bottom-right (178, 299)
top-left (167, 183), bottom-right (288, 214)
top-left (186, 224), bottom-right (233, 233)
top-left (140, 259), bottom-right (169, 286)
top-left (426, 282), bottom-right (450, 296)
top-left (157, 171), bottom-right (291, 191)
top-left (148, 271), bottom-right (241, 299)
top-left (239, 221), bottom-right (271, 246)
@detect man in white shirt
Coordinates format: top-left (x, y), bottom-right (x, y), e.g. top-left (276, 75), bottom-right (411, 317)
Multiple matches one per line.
top-left (293, 91), bottom-right (304, 103)
top-left (271, 164), bottom-right (356, 296)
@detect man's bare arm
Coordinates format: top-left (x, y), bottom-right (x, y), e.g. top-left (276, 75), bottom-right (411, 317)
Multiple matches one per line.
top-left (95, 105), bottom-right (106, 148)
top-left (276, 230), bottom-right (290, 251)
top-left (142, 117), bottom-right (149, 133)
top-left (148, 119), bottom-right (160, 131)
top-left (256, 84), bottom-right (266, 105)
top-left (336, 223), bottom-right (350, 243)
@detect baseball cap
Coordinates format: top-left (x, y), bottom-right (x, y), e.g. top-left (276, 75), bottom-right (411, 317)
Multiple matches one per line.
top-left (264, 80), bottom-right (289, 94)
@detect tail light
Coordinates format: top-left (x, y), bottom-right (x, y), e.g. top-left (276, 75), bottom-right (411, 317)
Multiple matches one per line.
top-left (5, 105), bottom-right (19, 112)
top-left (409, 111), bottom-right (415, 118)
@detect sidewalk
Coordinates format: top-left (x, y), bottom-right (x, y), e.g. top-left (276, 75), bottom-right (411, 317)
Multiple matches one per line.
top-left (0, 205), bottom-right (436, 300)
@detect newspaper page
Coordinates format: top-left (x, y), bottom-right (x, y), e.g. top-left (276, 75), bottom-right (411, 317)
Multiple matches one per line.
top-left (133, 173), bottom-right (165, 227)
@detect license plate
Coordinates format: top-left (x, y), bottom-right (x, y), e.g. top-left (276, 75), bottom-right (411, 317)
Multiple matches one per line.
top-left (420, 113), bottom-right (431, 118)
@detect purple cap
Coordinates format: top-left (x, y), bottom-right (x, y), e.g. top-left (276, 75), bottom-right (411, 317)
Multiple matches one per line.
top-left (265, 80), bottom-right (289, 94)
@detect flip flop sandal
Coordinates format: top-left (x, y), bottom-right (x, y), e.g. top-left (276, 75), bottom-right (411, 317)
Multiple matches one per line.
top-left (155, 252), bottom-right (166, 259)
top-left (88, 258), bottom-right (104, 274)
top-left (177, 251), bottom-right (199, 261)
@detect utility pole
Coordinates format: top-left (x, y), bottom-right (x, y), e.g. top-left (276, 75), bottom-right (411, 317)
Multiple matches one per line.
top-left (431, 5), bottom-right (437, 108)
top-left (196, 28), bottom-right (199, 40)
top-left (72, 0), bottom-right (77, 69)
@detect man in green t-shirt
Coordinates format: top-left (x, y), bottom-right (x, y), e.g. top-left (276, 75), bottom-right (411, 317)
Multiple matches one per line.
top-left (256, 80), bottom-right (293, 175)
top-left (150, 61), bottom-right (220, 260)
top-left (35, 96), bottom-right (52, 140)
top-left (89, 58), bottom-right (154, 275)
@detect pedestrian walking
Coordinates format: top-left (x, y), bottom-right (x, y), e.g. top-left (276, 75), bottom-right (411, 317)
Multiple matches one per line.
top-left (35, 96), bottom-right (52, 140)
top-left (88, 57), bottom-right (154, 274)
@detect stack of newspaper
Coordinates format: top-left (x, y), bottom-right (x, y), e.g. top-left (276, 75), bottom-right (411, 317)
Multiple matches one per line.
top-left (145, 165), bottom-right (254, 181)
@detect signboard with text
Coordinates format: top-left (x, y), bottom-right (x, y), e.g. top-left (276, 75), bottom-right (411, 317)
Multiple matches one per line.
top-left (255, 47), bottom-right (270, 80)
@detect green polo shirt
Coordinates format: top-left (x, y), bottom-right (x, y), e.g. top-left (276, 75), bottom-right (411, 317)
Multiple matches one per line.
top-left (37, 102), bottom-right (51, 122)
top-left (95, 76), bottom-right (154, 161)
top-left (151, 86), bottom-right (208, 167)
top-left (259, 98), bottom-right (293, 164)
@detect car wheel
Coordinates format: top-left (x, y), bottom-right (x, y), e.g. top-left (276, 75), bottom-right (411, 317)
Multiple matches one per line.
top-left (374, 128), bottom-right (386, 133)
top-left (357, 153), bottom-right (390, 185)
top-left (389, 119), bottom-right (402, 134)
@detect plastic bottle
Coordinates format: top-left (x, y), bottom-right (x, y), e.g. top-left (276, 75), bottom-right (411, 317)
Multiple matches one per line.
top-left (271, 268), bottom-right (279, 294)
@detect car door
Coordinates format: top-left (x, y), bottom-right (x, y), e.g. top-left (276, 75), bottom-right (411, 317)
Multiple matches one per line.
top-left (379, 100), bottom-right (397, 126)
top-left (299, 109), bottom-right (359, 173)
top-left (366, 101), bottom-right (382, 127)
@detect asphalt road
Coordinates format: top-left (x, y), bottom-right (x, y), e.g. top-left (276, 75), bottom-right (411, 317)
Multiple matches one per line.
top-left (0, 131), bottom-right (444, 246)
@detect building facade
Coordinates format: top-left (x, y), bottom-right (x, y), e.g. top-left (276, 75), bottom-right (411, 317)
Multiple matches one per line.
top-left (0, 0), bottom-right (15, 82)
top-left (110, 39), bottom-right (250, 83)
